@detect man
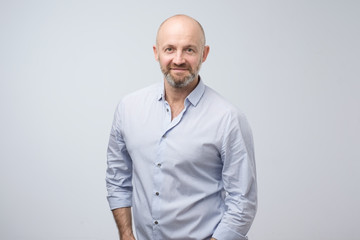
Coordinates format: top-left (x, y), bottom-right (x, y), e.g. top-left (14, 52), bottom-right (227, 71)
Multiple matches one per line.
top-left (106, 14), bottom-right (257, 240)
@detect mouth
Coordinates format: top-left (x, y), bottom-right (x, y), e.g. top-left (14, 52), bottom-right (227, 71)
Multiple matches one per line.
top-left (170, 68), bottom-right (189, 73)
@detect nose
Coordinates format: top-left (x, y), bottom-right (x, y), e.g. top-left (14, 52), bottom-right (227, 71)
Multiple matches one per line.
top-left (173, 51), bottom-right (186, 65)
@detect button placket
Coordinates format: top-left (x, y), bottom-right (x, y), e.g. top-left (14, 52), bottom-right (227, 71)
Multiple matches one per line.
top-left (152, 123), bottom-right (167, 232)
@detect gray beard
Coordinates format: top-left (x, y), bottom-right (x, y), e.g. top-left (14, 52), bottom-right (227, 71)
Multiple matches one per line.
top-left (164, 72), bottom-right (197, 88)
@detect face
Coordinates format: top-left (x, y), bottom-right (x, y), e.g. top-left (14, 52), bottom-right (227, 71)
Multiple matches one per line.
top-left (154, 16), bottom-right (209, 88)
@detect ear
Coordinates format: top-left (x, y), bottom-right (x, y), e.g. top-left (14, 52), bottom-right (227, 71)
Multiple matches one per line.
top-left (201, 45), bottom-right (210, 63)
top-left (153, 45), bottom-right (159, 61)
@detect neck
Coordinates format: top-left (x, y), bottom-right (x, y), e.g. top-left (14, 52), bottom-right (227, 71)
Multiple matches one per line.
top-left (164, 76), bottom-right (199, 120)
top-left (164, 76), bottom-right (199, 105)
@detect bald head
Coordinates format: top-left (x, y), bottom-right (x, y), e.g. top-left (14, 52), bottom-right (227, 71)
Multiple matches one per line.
top-left (156, 15), bottom-right (206, 48)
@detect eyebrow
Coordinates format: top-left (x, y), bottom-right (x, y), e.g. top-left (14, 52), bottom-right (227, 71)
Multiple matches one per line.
top-left (162, 44), bottom-right (199, 50)
top-left (184, 45), bottom-right (198, 50)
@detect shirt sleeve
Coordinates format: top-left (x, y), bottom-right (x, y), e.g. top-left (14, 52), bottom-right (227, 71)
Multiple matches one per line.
top-left (212, 111), bottom-right (257, 240)
top-left (106, 102), bottom-right (133, 210)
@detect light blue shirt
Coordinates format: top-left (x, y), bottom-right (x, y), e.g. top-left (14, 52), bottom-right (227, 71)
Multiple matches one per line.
top-left (106, 79), bottom-right (257, 240)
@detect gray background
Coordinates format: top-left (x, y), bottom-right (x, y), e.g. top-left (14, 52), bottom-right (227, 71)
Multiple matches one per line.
top-left (1, 0), bottom-right (359, 239)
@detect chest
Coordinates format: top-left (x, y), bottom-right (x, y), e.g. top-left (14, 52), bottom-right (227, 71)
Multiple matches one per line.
top-left (122, 102), bottom-right (224, 169)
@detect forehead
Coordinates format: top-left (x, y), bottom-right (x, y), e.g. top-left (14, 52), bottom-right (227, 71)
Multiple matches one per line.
top-left (157, 17), bottom-right (203, 47)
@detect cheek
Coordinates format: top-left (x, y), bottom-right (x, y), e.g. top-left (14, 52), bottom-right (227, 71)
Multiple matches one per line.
top-left (159, 55), bottom-right (172, 66)
top-left (188, 56), bottom-right (202, 67)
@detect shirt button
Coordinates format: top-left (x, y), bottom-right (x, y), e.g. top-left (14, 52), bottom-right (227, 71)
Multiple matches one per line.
top-left (154, 220), bottom-right (158, 225)
top-left (166, 108), bottom-right (169, 112)
top-left (156, 192), bottom-right (159, 196)
top-left (157, 163), bottom-right (161, 167)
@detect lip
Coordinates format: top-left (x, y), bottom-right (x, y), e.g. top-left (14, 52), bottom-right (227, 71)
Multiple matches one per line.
top-left (171, 68), bottom-right (188, 72)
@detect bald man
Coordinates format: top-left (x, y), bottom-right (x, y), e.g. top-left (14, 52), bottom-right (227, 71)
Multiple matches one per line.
top-left (106, 15), bottom-right (257, 240)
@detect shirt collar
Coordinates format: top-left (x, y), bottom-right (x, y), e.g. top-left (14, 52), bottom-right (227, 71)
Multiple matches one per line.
top-left (186, 77), bottom-right (205, 107)
top-left (157, 76), bottom-right (206, 107)
top-left (157, 84), bottom-right (164, 101)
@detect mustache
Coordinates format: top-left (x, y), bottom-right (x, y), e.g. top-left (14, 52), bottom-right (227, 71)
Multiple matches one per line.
top-left (168, 63), bottom-right (191, 70)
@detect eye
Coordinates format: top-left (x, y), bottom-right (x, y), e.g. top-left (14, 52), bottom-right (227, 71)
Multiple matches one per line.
top-left (165, 47), bottom-right (173, 52)
top-left (186, 48), bottom-right (194, 53)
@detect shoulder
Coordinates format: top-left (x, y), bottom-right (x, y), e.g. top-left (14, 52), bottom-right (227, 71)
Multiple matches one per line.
top-left (121, 83), bottom-right (161, 104)
top-left (112, 83), bottom-right (161, 122)
top-left (202, 85), bottom-right (246, 117)
top-left (202, 85), bottom-right (252, 136)
top-left (115, 82), bottom-right (161, 111)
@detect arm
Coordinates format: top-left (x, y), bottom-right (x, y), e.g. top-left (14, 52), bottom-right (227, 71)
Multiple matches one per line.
top-left (106, 103), bottom-right (135, 237)
top-left (212, 111), bottom-right (257, 240)
top-left (112, 207), bottom-right (136, 240)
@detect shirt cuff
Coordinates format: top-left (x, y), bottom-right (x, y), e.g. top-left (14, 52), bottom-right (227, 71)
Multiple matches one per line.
top-left (212, 223), bottom-right (248, 240)
top-left (107, 194), bottom-right (132, 210)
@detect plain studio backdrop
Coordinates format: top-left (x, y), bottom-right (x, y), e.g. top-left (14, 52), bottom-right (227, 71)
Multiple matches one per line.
top-left (1, 1), bottom-right (359, 239)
